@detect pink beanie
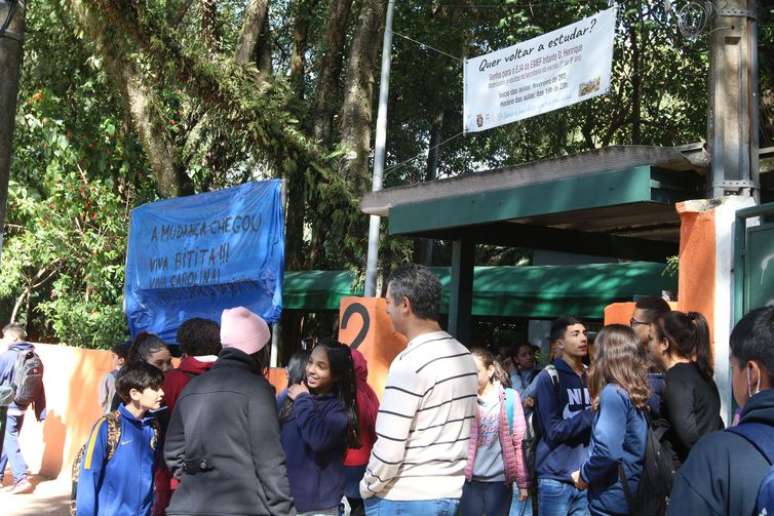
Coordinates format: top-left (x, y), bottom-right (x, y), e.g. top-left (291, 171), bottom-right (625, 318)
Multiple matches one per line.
top-left (220, 307), bottom-right (270, 355)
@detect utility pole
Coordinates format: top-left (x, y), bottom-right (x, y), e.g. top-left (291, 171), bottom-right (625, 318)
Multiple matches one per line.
top-left (0, 0), bottom-right (25, 265)
top-left (363, 0), bottom-right (396, 298)
top-left (708, 0), bottom-right (759, 200)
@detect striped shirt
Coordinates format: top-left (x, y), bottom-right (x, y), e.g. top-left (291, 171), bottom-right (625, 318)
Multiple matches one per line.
top-left (360, 331), bottom-right (478, 500)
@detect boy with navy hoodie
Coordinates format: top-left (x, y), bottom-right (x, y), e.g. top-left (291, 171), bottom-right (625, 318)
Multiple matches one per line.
top-left (533, 317), bottom-right (594, 516)
top-left (76, 361), bottom-right (164, 516)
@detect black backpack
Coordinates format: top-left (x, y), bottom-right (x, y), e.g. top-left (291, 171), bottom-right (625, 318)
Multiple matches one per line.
top-left (619, 412), bottom-right (675, 516)
top-left (11, 348), bottom-right (44, 406)
top-left (523, 365), bottom-right (559, 477)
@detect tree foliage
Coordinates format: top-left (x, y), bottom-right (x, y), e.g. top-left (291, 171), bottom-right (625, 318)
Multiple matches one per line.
top-left (3, 0), bottom-right (772, 347)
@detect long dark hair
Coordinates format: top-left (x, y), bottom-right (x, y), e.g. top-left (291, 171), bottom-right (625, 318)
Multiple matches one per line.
top-left (654, 311), bottom-right (714, 381)
top-left (316, 340), bottom-right (361, 449)
top-left (588, 325), bottom-right (650, 410)
top-left (278, 349), bottom-right (311, 421)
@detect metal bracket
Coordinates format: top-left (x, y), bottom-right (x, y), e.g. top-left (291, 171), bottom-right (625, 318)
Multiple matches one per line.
top-left (0, 30), bottom-right (22, 42)
top-left (717, 8), bottom-right (758, 20)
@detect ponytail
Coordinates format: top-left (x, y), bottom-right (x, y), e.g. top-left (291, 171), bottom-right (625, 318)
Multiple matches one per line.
top-left (471, 348), bottom-right (510, 387)
top-left (687, 312), bottom-right (713, 380)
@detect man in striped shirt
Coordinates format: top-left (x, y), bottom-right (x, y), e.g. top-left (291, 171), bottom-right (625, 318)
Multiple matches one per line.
top-left (360, 264), bottom-right (478, 515)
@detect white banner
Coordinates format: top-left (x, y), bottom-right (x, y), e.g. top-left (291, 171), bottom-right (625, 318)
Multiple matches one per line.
top-left (464, 7), bottom-right (617, 133)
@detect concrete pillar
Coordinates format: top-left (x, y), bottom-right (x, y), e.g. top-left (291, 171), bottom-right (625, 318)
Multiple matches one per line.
top-left (676, 196), bottom-right (755, 424)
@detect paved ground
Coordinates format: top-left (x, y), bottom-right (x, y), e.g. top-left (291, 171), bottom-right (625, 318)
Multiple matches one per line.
top-left (1, 474), bottom-right (71, 516)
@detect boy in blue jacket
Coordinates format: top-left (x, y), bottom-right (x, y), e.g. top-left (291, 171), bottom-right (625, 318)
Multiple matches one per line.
top-left (76, 361), bottom-right (164, 516)
top-left (534, 316), bottom-right (594, 516)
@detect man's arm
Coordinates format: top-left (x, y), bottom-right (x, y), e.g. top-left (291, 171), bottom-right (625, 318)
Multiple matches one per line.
top-left (248, 384), bottom-right (296, 516)
top-left (535, 372), bottom-right (592, 444)
top-left (163, 399), bottom-right (186, 477)
top-left (360, 362), bottom-right (425, 499)
top-left (76, 420), bottom-right (108, 516)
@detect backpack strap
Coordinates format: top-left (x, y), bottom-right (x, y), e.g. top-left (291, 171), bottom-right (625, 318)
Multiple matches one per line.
top-left (104, 411), bottom-right (122, 461)
top-left (504, 388), bottom-right (516, 434)
top-left (545, 364), bottom-right (559, 388)
top-left (726, 422), bottom-right (774, 465)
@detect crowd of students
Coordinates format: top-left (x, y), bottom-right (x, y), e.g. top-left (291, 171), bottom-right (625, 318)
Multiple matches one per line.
top-left (4, 264), bottom-right (774, 516)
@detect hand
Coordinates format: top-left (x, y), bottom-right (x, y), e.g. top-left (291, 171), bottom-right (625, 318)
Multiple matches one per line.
top-left (570, 470), bottom-right (588, 490)
top-left (518, 488), bottom-right (528, 501)
top-left (287, 383), bottom-right (309, 400)
top-left (523, 397), bottom-right (535, 409)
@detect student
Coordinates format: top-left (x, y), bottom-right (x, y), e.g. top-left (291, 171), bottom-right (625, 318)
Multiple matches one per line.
top-left (533, 316), bottom-right (593, 516)
top-left (651, 311), bottom-right (724, 465)
top-left (277, 349), bottom-right (311, 414)
top-left (165, 307), bottom-right (296, 515)
top-left (630, 297), bottom-right (671, 417)
top-left (0, 322), bottom-right (46, 495)
top-left (280, 340), bottom-right (359, 516)
top-left (111, 333), bottom-right (173, 411)
top-left (343, 349), bottom-right (379, 516)
top-left (571, 325), bottom-right (648, 516)
top-left (359, 265), bottom-right (478, 515)
top-left (668, 307), bottom-right (774, 515)
top-left (153, 318), bottom-right (221, 516)
top-left (98, 342), bottom-right (128, 415)
top-left (76, 361), bottom-right (165, 516)
top-left (510, 343), bottom-right (540, 398)
top-left (461, 349), bottom-right (529, 516)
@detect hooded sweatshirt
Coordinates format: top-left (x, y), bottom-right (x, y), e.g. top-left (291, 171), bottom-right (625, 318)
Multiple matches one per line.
top-left (344, 349), bottom-right (379, 467)
top-left (533, 357), bottom-right (593, 483)
top-left (280, 392), bottom-right (349, 512)
top-left (668, 389), bottom-right (774, 516)
top-left (0, 342), bottom-right (47, 420)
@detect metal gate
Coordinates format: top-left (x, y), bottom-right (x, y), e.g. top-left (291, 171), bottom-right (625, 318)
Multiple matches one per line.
top-left (734, 202), bottom-right (774, 322)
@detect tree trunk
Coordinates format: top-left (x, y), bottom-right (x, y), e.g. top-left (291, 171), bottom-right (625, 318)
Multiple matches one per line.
top-left (630, 19), bottom-right (642, 144)
top-left (235, 0), bottom-right (269, 66)
top-left (0, 0), bottom-right (25, 264)
top-left (419, 110), bottom-right (444, 265)
top-left (255, 13), bottom-right (273, 75)
top-left (290, 0), bottom-right (317, 100)
top-left (338, 0), bottom-right (386, 193)
top-left (71, 0), bottom-right (193, 198)
top-left (201, 0), bottom-right (219, 48)
top-left (313, 0), bottom-right (354, 144)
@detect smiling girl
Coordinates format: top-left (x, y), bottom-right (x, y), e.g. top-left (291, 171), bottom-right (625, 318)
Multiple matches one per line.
top-left (280, 339), bottom-right (360, 516)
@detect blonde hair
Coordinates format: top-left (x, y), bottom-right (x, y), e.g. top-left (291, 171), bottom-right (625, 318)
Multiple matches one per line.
top-left (471, 348), bottom-right (511, 388)
top-left (588, 325), bottom-right (650, 410)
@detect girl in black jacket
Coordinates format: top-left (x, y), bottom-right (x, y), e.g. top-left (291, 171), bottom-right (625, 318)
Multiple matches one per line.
top-left (650, 311), bottom-right (724, 465)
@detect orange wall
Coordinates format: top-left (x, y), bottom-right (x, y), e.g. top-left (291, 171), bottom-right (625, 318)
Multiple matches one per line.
top-left (13, 344), bottom-right (288, 481)
top-left (338, 297), bottom-right (407, 399)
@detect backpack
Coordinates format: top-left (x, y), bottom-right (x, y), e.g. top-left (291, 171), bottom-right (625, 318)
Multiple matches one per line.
top-left (523, 365), bottom-right (559, 478)
top-left (619, 411), bottom-right (675, 516)
top-left (11, 348), bottom-right (44, 406)
top-left (726, 422), bottom-right (774, 516)
top-left (69, 412), bottom-right (159, 516)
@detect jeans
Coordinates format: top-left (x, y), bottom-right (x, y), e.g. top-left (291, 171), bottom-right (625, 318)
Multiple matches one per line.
top-left (509, 494), bottom-right (533, 516)
top-left (0, 413), bottom-right (28, 482)
top-left (460, 480), bottom-right (511, 515)
top-left (537, 478), bottom-right (589, 516)
top-left (364, 497), bottom-right (460, 515)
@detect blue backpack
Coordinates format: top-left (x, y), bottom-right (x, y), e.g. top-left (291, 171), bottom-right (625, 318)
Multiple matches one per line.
top-left (727, 422), bottom-right (774, 515)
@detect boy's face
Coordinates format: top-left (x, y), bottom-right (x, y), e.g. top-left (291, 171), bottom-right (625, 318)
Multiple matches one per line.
top-left (561, 323), bottom-right (588, 359)
top-left (111, 352), bottom-right (125, 370)
top-left (516, 345), bottom-right (535, 369)
top-left (130, 386), bottom-right (164, 411)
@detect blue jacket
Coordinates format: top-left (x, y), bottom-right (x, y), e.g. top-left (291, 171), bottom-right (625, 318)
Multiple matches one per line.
top-left (280, 392), bottom-right (348, 513)
top-left (76, 404), bottom-right (157, 516)
top-left (580, 384), bottom-right (647, 515)
top-left (534, 358), bottom-right (594, 483)
top-left (668, 389), bottom-right (774, 516)
top-left (0, 342), bottom-right (46, 420)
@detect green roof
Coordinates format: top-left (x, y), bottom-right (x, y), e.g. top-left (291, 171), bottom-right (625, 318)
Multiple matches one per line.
top-left (283, 262), bottom-right (675, 319)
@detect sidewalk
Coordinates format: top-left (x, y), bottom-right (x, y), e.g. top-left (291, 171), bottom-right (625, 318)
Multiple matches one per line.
top-left (1, 474), bottom-right (71, 516)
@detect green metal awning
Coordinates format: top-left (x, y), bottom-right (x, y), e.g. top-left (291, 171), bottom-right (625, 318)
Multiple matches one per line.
top-left (283, 271), bottom-right (361, 311)
top-left (283, 262), bottom-right (675, 319)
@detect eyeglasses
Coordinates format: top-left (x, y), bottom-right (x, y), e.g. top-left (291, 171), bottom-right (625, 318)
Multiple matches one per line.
top-left (629, 318), bottom-right (649, 327)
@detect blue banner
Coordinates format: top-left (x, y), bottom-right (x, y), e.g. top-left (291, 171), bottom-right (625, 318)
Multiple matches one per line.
top-left (124, 180), bottom-right (285, 342)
